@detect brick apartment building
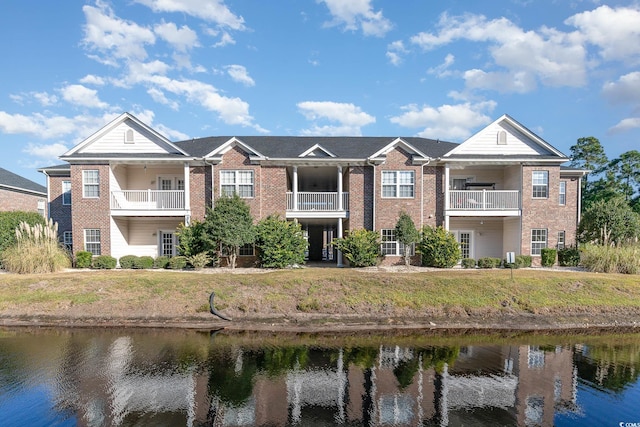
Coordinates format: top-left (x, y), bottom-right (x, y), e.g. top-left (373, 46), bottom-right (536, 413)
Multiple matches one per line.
top-left (40, 112), bottom-right (585, 266)
top-left (0, 167), bottom-right (47, 216)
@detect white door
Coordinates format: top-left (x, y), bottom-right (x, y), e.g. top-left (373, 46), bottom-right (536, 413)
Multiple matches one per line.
top-left (159, 231), bottom-right (176, 257)
top-left (455, 231), bottom-right (474, 260)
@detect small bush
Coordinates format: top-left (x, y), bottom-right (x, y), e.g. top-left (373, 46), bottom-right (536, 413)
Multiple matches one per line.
top-left (516, 255), bottom-right (532, 268)
top-left (119, 255), bottom-right (138, 269)
top-left (167, 255), bottom-right (187, 270)
top-left (540, 248), bottom-right (557, 267)
top-left (92, 255), bottom-right (116, 269)
top-left (332, 229), bottom-right (381, 267)
top-left (478, 257), bottom-right (501, 268)
top-left (75, 251), bottom-right (93, 268)
top-left (418, 226), bottom-right (461, 268)
top-left (0, 211), bottom-right (46, 256)
top-left (255, 215), bottom-right (307, 268)
top-left (187, 252), bottom-right (211, 269)
top-left (153, 256), bottom-right (170, 269)
top-left (461, 258), bottom-right (476, 269)
top-left (558, 246), bottom-right (580, 266)
top-left (134, 256), bottom-right (154, 269)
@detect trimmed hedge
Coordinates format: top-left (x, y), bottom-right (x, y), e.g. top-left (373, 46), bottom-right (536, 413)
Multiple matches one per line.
top-left (92, 255), bottom-right (117, 269)
top-left (504, 255), bottom-right (532, 269)
top-left (461, 258), bottom-right (476, 269)
top-left (135, 256), bottom-right (154, 269)
top-left (167, 256), bottom-right (187, 270)
top-left (153, 256), bottom-right (170, 269)
top-left (540, 248), bottom-right (557, 267)
top-left (119, 255), bottom-right (138, 269)
top-left (477, 257), bottom-right (501, 268)
top-left (558, 246), bottom-right (580, 267)
top-left (75, 251), bottom-right (93, 268)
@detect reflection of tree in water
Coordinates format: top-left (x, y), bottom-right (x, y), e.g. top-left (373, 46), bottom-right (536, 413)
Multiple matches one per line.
top-left (574, 343), bottom-right (640, 393)
top-left (395, 346), bottom-right (460, 389)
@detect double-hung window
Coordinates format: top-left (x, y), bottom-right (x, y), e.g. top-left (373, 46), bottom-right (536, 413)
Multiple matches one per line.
top-left (239, 243), bottom-right (255, 256)
top-left (532, 171), bottom-right (548, 198)
top-left (220, 170), bottom-right (254, 198)
top-left (83, 170), bottom-right (100, 198)
top-left (84, 229), bottom-right (101, 255)
top-left (557, 231), bottom-right (566, 250)
top-left (63, 231), bottom-right (73, 250)
top-left (531, 229), bottom-right (547, 256)
top-left (382, 171), bottom-right (414, 198)
top-left (62, 181), bottom-right (71, 205)
top-left (559, 181), bottom-right (566, 205)
top-left (380, 229), bottom-right (414, 256)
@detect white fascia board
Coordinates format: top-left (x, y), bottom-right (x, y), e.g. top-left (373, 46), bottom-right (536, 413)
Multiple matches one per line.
top-left (369, 137), bottom-right (430, 160)
top-left (298, 143), bottom-right (337, 158)
top-left (203, 137), bottom-right (265, 158)
top-left (0, 184), bottom-right (46, 197)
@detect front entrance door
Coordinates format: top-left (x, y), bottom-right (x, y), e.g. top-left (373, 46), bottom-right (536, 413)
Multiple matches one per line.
top-left (160, 231), bottom-right (176, 257)
top-left (456, 231), bottom-right (473, 259)
top-left (308, 225), bottom-right (324, 261)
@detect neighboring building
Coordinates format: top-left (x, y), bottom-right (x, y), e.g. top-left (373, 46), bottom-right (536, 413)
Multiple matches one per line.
top-left (40, 112), bottom-right (586, 265)
top-left (0, 167), bottom-right (47, 216)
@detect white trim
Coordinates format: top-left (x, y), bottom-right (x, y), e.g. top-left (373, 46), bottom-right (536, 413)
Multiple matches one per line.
top-left (381, 170), bottom-right (415, 198)
top-left (204, 137), bottom-right (266, 159)
top-left (299, 143), bottom-right (336, 158)
top-left (158, 230), bottom-right (177, 257)
top-left (82, 170), bottom-right (100, 198)
top-left (368, 137), bottom-right (431, 161)
top-left (62, 180), bottom-right (72, 205)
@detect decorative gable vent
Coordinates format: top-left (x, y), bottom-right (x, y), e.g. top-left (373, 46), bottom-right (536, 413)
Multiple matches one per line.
top-left (125, 129), bottom-right (134, 144)
top-left (299, 144), bottom-right (336, 158)
top-left (497, 130), bottom-right (507, 145)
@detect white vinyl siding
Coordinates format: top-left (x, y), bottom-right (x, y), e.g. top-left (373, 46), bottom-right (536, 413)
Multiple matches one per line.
top-left (220, 170), bottom-right (254, 198)
top-left (559, 181), bottom-right (566, 205)
top-left (84, 229), bottom-right (101, 255)
top-left (78, 122), bottom-right (179, 154)
top-left (62, 181), bottom-right (71, 205)
top-left (532, 171), bottom-right (548, 199)
top-left (531, 229), bottom-right (547, 256)
top-left (382, 171), bottom-right (414, 198)
top-left (83, 170), bottom-right (100, 198)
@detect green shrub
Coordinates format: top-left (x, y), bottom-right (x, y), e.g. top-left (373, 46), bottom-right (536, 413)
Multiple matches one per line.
top-left (558, 246), bottom-right (580, 266)
top-left (167, 255), bottom-right (187, 270)
top-left (461, 258), bottom-right (476, 269)
top-left (332, 229), bottom-right (381, 267)
top-left (1, 220), bottom-right (71, 274)
top-left (0, 211), bottom-right (46, 257)
top-left (75, 251), bottom-right (93, 268)
top-left (418, 226), bottom-right (461, 268)
top-left (119, 255), bottom-right (138, 269)
top-left (540, 248), bottom-right (557, 267)
top-left (153, 256), bottom-right (170, 269)
top-left (134, 256), bottom-right (154, 269)
top-left (92, 255), bottom-right (116, 269)
top-left (516, 255), bottom-right (532, 268)
top-left (477, 257), bottom-right (501, 268)
top-left (255, 215), bottom-right (307, 268)
top-left (186, 252), bottom-right (211, 269)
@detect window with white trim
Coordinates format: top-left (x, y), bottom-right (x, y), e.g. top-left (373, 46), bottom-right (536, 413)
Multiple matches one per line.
top-left (220, 170), bottom-right (254, 198)
top-left (84, 229), bottom-right (101, 255)
top-left (63, 231), bottom-right (72, 250)
top-left (531, 229), bottom-right (547, 256)
top-left (532, 171), bottom-right (548, 198)
top-left (82, 170), bottom-right (100, 198)
top-left (559, 181), bottom-right (566, 205)
top-left (62, 181), bottom-right (71, 205)
top-left (239, 243), bottom-right (255, 256)
top-left (380, 229), bottom-right (414, 256)
top-left (382, 171), bottom-right (414, 198)
top-left (557, 231), bottom-right (566, 250)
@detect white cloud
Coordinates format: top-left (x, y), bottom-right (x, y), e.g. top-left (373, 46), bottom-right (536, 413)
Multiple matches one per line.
top-left (10, 91), bottom-right (58, 106)
top-left (79, 74), bottom-right (106, 86)
top-left (463, 69), bottom-right (537, 93)
top-left (154, 21), bottom-right (199, 52)
top-left (566, 5), bottom-right (640, 64)
top-left (147, 87), bottom-right (179, 110)
top-left (298, 101), bottom-right (375, 136)
top-left (22, 142), bottom-right (70, 159)
top-left (410, 12), bottom-right (588, 92)
top-left (609, 117), bottom-right (640, 134)
top-left (0, 111), bottom-right (119, 141)
top-left (602, 72), bottom-right (640, 105)
top-left (82, 2), bottom-right (155, 63)
top-left (60, 84), bottom-right (109, 109)
top-left (205, 28), bottom-right (236, 47)
top-left (134, 0), bottom-right (245, 30)
top-left (427, 54), bottom-right (455, 77)
top-left (386, 40), bottom-right (407, 66)
top-left (226, 65), bottom-right (255, 87)
top-left (389, 101), bottom-right (496, 140)
top-left (319, 0), bottom-right (392, 37)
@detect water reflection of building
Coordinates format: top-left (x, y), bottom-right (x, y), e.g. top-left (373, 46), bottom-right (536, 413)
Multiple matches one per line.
top-left (49, 336), bottom-right (580, 426)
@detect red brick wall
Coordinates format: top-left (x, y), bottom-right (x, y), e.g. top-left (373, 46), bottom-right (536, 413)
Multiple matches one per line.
top-left (71, 165), bottom-right (111, 255)
top-left (214, 146), bottom-right (262, 220)
top-left (46, 174), bottom-right (73, 238)
top-left (260, 166), bottom-right (287, 219)
top-left (0, 188), bottom-right (45, 214)
top-left (189, 166), bottom-right (207, 221)
top-left (347, 165), bottom-right (373, 230)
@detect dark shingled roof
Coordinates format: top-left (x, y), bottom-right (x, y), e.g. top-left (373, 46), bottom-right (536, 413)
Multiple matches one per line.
top-left (174, 136), bottom-right (459, 159)
top-left (0, 167), bottom-right (46, 194)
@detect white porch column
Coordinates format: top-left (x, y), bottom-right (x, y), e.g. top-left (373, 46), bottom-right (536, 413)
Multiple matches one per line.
top-left (184, 162), bottom-right (191, 225)
top-left (444, 164), bottom-right (450, 231)
top-left (337, 219), bottom-right (344, 267)
top-left (337, 165), bottom-right (343, 211)
top-left (293, 166), bottom-right (299, 211)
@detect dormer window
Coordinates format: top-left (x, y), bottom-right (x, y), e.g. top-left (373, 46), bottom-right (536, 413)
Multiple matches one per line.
top-left (125, 129), bottom-right (134, 144)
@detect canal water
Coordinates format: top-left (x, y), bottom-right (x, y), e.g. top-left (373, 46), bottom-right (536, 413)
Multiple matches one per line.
top-left (0, 328), bottom-right (639, 426)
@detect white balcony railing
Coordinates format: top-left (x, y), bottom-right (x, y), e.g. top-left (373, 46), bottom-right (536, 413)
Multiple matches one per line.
top-left (111, 190), bottom-right (185, 211)
top-left (286, 192), bottom-right (349, 211)
top-left (449, 190), bottom-right (520, 210)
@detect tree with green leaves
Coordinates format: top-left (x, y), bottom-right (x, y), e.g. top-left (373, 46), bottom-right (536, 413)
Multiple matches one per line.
top-left (569, 136), bottom-right (608, 197)
top-left (608, 150), bottom-right (640, 202)
top-left (203, 194), bottom-right (255, 269)
top-left (418, 226), bottom-right (461, 268)
top-left (331, 228), bottom-right (381, 267)
top-left (394, 212), bottom-right (419, 266)
top-left (578, 195), bottom-right (640, 246)
top-left (255, 215), bottom-right (307, 268)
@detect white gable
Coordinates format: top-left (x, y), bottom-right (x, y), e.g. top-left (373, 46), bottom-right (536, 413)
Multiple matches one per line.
top-left (445, 115), bottom-right (566, 158)
top-left (299, 144), bottom-right (336, 158)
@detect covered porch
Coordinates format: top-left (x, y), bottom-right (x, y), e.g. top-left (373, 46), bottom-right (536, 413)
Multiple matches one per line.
top-left (448, 217), bottom-right (522, 261)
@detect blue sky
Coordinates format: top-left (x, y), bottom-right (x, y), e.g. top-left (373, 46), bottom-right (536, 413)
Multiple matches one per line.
top-left (1, 0), bottom-right (639, 185)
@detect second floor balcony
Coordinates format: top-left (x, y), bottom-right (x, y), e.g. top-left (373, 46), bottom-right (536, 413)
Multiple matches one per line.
top-left (286, 192), bottom-right (349, 217)
top-left (111, 190), bottom-right (185, 214)
top-left (448, 190), bottom-right (520, 215)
